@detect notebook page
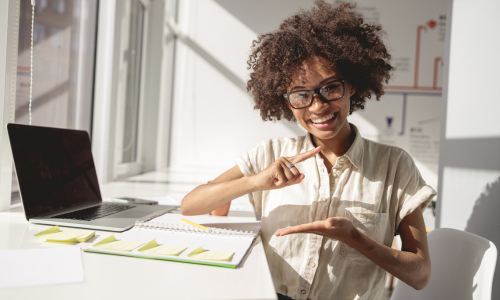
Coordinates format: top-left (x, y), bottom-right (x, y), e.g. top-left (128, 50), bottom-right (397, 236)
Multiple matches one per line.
top-left (116, 228), bottom-right (255, 265)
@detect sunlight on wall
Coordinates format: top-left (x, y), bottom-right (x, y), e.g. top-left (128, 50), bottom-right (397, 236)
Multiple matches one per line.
top-left (193, 0), bottom-right (256, 83)
top-left (440, 167), bottom-right (500, 230)
top-left (446, 0), bottom-right (500, 139)
top-left (169, 0), bottom-right (305, 171)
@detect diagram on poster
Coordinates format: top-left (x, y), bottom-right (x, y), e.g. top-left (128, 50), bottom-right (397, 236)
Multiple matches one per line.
top-left (346, 0), bottom-right (447, 190)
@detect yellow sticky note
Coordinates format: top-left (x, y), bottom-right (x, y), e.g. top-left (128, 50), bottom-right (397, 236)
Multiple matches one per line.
top-left (46, 231), bottom-right (92, 243)
top-left (34, 226), bottom-right (95, 244)
top-left (34, 226), bottom-right (62, 239)
top-left (93, 235), bottom-right (143, 252)
top-left (188, 246), bottom-right (234, 262)
top-left (138, 240), bottom-right (186, 256)
top-left (76, 231), bottom-right (95, 243)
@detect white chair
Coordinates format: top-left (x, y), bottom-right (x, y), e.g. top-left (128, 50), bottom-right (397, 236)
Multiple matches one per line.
top-left (391, 228), bottom-right (497, 300)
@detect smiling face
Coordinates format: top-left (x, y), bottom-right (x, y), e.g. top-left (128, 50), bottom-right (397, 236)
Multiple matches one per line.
top-left (287, 56), bottom-right (355, 143)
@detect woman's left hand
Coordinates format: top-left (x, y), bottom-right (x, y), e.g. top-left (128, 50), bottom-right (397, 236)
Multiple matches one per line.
top-left (275, 217), bottom-right (360, 248)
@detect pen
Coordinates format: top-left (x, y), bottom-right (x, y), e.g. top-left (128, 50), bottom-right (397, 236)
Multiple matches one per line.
top-left (181, 219), bottom-right (210, 231)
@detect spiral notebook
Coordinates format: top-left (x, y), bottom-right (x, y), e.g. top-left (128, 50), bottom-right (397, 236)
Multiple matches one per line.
top-left (84, 220), bottom-right (260, 268)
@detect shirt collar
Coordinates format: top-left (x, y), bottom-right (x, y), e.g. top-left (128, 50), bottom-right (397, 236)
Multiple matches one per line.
top-left (342, 123), bottom-right (363, 168)
top-left (302, 123), bottom-right (364, 168)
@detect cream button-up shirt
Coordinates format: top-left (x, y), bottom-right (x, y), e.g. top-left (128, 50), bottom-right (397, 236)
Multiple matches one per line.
top-left (235, 124), bottom-right (436, 300)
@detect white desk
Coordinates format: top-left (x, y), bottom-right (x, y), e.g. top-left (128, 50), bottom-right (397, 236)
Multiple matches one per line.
top-left (0, 182), bottom-right (277, 300)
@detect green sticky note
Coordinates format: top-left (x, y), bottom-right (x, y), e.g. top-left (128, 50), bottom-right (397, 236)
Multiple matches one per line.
top-left (138, 240), bottom-right (186, 256)
top-left (93, 235), bottom-right (143, 252)
top-left (188, 246), bottom-right (234, 262)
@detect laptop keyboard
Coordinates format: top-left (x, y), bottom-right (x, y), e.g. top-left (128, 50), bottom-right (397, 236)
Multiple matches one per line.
top-left (51, 203), bottom-right (135, 221)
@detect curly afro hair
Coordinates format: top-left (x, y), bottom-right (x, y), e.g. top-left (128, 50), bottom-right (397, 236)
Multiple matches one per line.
top-left (246, 0), bottom-right (393, 121)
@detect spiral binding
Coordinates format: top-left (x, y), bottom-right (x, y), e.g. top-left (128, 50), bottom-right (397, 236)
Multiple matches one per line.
top-left (134, 221), bottom-right (255, 238)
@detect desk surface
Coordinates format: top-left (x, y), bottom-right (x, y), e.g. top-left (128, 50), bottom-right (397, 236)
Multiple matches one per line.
top-left (0, 184), bottom-right (277, 300)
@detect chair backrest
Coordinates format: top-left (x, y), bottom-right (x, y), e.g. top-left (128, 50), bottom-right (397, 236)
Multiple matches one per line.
top-left (391, 228), bottom-right (497, 300)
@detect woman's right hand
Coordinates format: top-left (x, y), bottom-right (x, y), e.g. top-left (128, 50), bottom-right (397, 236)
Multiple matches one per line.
top-left (249, 146), bottom-right (321, 191)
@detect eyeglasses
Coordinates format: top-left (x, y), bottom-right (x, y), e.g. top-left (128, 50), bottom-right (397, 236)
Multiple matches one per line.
top-left (283, 78), bottom-right (346, 109)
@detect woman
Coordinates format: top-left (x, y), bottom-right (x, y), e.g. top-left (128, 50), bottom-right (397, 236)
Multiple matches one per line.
top-left (181, 1), bottom-right (435, 299)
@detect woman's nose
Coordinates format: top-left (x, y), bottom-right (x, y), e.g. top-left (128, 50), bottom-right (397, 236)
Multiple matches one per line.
top-left (310, 94), bottom-right (328, 111)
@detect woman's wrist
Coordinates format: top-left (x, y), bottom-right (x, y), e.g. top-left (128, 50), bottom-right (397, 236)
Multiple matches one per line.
top-left (245, 174), bottom-right (262, 193)
top-left (347, 226), bottom-right (376, 254)
top-left (343, 223), bottom-right (366, 250)
top-left (241, 174), bottom-right (259, 193)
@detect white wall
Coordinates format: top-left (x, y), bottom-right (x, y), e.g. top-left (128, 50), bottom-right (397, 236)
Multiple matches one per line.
top-left (437, 0), bottom-right (500, 297)
top-left (168, 0), bottom-right (313, 174)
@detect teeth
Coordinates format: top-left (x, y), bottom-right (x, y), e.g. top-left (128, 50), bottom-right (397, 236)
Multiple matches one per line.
top-left (311, 113), bottom-right (335, 124)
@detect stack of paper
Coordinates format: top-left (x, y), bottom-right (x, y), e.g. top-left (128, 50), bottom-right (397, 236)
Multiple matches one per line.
top-left (0, 247), bottom-right (85, 288)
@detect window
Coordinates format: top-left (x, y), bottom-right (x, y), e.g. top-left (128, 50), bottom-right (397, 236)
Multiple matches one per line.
top-left (11, 0), bottom-right (98, 205)
top-left (115, 0), bottom-right (145, 173)
top-left (92, 0), bottom-right (175, 183)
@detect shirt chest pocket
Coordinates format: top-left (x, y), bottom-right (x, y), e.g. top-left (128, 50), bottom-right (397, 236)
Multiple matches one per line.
top-left (338, 209), bottom-right (390, 264)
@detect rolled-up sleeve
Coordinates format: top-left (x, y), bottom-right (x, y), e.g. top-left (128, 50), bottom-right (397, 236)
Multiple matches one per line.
top-left (234, 139), bottom-right (287, 215)
top-left (235, 147), bottom-right (262, 214)
top-left (235, 141), bottom-right (270, 214)
top-left (394, 152), bottom-right (437, 232)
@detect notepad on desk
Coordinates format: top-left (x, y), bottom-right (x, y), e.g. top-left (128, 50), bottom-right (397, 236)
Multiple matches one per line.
top-left (84, 220), bottom-right (260, 268)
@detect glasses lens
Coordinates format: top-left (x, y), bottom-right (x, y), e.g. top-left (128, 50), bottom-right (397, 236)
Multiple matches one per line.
top-left (320, 82), bottom-right (343, 101)
top-left (289, 91), bottom-right (311, 108)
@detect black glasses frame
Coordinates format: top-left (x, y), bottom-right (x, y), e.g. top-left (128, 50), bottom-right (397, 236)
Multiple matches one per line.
top-left (283, 78), bottom-right (346, 109)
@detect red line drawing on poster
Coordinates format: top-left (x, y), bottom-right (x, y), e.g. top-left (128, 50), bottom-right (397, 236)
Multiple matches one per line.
top-left (433, 57), bottom-right (444, 89)
top-left (385, 19), bottom-right (443, 92)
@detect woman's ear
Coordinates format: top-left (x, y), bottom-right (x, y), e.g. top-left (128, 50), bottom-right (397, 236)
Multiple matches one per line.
top-left (349, 84), bottom-right (356, 96)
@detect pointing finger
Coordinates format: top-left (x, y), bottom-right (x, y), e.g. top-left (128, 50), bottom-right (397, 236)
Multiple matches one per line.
top-left (288, 146), bottom-right (321, 164)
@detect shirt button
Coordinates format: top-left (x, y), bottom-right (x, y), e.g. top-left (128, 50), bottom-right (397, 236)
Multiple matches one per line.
top-left (309, 261), bottom-right (316, 268)
top-left (321, 198), bottom-right (328, 203)
top-left (301, 290), bottom-right (307, 294)
top-left (339, 157), bottom-right (346, 163)
top-left (332, 172), bottom-right (337, 177)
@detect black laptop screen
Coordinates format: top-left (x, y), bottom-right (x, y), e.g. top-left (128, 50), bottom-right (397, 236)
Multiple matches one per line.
top-left (7, 124), bottom-right (102, 219)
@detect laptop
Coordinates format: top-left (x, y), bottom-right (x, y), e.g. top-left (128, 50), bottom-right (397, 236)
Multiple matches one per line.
top-left (7, 123), bottom-right (175, 232)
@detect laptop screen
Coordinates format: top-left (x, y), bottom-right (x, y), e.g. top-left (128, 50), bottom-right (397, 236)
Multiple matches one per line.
top-left (7, 124), bottom-right (102, 219)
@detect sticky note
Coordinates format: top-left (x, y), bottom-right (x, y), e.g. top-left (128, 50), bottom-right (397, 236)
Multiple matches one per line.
top-left (35, 226), bottom-right (95, 243)
top-left (188, 246), bottom-right (234, 261)
top-left (75, 231), bottom-right (95, 243)
top-left (34, 226), bottom-right (63, 239)
top-left (92, 235), bottom-right (143, 252)
top-left (138, 240), bottom-right (186, 256)
top-left (46, 231), bottom-right (94, 243)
